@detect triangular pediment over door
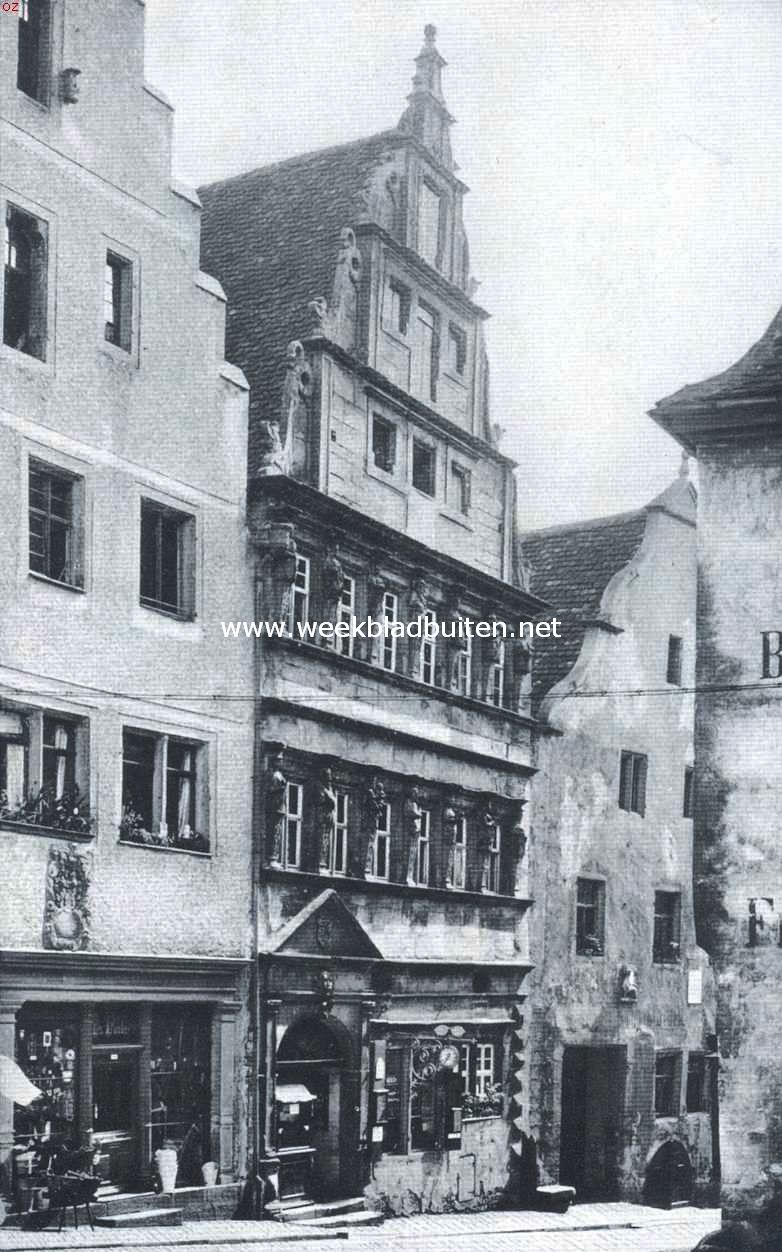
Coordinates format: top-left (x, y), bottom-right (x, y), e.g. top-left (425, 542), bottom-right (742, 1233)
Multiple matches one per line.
top-left (265, 888), bottom-right (384, 959)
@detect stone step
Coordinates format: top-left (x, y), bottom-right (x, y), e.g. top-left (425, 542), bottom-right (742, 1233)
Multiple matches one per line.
top-left (268, 1195), bottom-right (368, 1223)
top-left (94, 1207), bottom-right (183, 1229)
top-left (297, 1210), bottom-right (384, 1229)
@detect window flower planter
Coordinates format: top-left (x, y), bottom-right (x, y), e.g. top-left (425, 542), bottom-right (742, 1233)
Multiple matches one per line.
top-left (0, 786), bottom-right (94, 835)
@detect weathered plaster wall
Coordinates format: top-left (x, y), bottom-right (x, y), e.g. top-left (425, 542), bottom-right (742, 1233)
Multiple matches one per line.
top-left (0, 0), bottom-right (255, 958)
top-left (323, 357), bottom-right (508, 577)
top-left (367, 1116), bottom-right (508, 1214)
top-left (528, 496), bottom-right (715, 1201)
top-left (694, 440), bottom-right (782, 1219)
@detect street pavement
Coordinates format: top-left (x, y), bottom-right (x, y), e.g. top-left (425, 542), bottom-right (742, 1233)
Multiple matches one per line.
top-left (0, 1204), bottom-right (721, 1252)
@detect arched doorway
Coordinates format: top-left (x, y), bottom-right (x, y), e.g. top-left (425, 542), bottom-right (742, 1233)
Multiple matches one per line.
top-left (643, 1139), bottom-right (694, 1208)
top-left (276, 1015), bottom-right (356, 1201)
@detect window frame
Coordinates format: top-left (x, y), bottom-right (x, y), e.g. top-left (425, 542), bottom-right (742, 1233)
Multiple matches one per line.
top-left (413, 808), bottom-right (431, 886)
top-left (3, 201), bottom-right (49, 363)
top-left (381, 591), bottom-right (398, 673)
top-left (451, 813), bottom-right (467, 890)
top-left (383, 278), bottom-right (411, 337)
top-left (372, 414), bottom-right (398, 476)
top-left (575, 877), bottom-right (606, 955)
top-left (28, 458), bottom-right (84, 590)
top-left (336, 575), bottom-right (355, 658)
top-left (417, 180), bottom-right (444, 270)
top-left (654, 1051), bottom-right (681, 1119)
top-left (0, 705), bottom-right (90, 830)
top-left (619, 750), bottom-right (647, 816)
top-left (288, 554), bottom-right (310, 635)
top-left (419, 610), bottom-right (437, 687)
top-left (447, 323), bottom-right (467, 378)
top-left (450, 461), bottom-right (472, 517)
top-left (369, 800), bottom-right (391, 881)
top-left (686, 1052), bottom-right (708, 1114)
top-left (666, 634), bottom-right (683, 686)
top-left (283, 781), bottom-right (303, 869)
top-left (104, 250), bottom-right (133, 353)
top-left (139, 497), bottom-right (196, 621)
top-left (17, 0), bottom-right (52, 106)
top-left (411, 437), bottom-right (437, 498)
top-left (653, 890), bottom-right (682, 964)
top-left (413, 300), bottom-right (439, 403)
top-left (488, 641), bottom-right (506, 709)
top-left (120, 726), bottom-right (209, 853)
top-left (485, 820), bottom-right (501, 894)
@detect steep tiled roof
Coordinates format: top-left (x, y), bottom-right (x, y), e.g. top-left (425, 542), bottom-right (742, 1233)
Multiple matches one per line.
top-left (519, 508), bottom-right (648, 710)
top-left (655, 303), bottom-right (782, 414)
top-left (199, 131), bottom-right (404, 473)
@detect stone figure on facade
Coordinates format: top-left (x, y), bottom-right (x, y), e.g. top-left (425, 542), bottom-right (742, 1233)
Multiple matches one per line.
top-left (266, 752), bottom-right (287, 868)
top-left (510, 634), bottom-right (533, 713)
top-left (365, 565), bottom-right (387, 665)
top-left (364, 776), bottom-right (387, 877)
top-left (317, 769), bottom-right (338, 873)
top-left (306, 227), bottom-right (363, 352)
top-left (317, 970), bottom-right (335, 1016)
top-left (257, 340), bottom-right (312, 477)
top-left (404, 786), bottom-right (423, 886)
top-left (258, 524), bottom-right (298, 627)
top-left (321, 548), bottom-right (345, 635)
top-left (619, 964), bottom-right (639, 1003)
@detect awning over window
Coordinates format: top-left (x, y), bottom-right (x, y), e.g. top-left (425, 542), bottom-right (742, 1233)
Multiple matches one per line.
top-left (275, 1083), bottom-right (316, 1105)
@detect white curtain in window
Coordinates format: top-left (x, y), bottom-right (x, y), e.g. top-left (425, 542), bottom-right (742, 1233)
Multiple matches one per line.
top-left (54, 723), bottom-right (68, 798)
top-left (177, 749), bottom-right (193, 834)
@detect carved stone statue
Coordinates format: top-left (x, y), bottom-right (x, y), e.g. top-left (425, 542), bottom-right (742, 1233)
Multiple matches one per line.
top-left (321, 548), bottom-right (345, 634)
top-left (364, 776), bottom-right (387, 876)
top-left (257, 340), bottom-right (313, 477)
top-left (511, 798), bottom-right (528, 865)
top-left (510, 634), bottom-right (533, 713)
top-left (267, 752), bottom-right (287, 867)
top-left (317, 769), bottom-right (338, 872)
top-left (408, 575), bottom-right (429, 620)
top-left (307, 297), bottom-right (329, 338)
top-left (366, 565), bottom-right (387, 665)
top-left (404, 786), bottom-right (423, 886)
top-left (619, 964), bottom-right (639, 1003)
top-left (257, 524), bottom-right (298, 626)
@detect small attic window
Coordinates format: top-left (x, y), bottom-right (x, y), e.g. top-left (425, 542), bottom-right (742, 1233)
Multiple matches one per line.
top-left (418, 181), bottom-right (443, 269)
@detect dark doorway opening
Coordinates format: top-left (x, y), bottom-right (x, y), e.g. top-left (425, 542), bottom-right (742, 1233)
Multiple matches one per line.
top-left (560, 1045), bottom-right (626, 1200)
top-left (643, 1139), bottom-right (694, 1208)
top-left (93, 1051), bottom-right (138, 1186)
top-left (276, 1015), bottom-right (356, 1202)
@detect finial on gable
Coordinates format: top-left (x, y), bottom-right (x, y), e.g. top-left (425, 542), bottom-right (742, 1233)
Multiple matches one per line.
top-left (398, 25), bottom-right (454, 168)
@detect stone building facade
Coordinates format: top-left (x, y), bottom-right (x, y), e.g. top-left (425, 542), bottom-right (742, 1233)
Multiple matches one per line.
top-left (521, 472), bottom-right (717, 1206)
top-left (652, 311), bottom-right (782, 1230)
top-left (199, 29), bottom-right (545, 1215)
top-left (0, 0), bottom-right (254, 1212)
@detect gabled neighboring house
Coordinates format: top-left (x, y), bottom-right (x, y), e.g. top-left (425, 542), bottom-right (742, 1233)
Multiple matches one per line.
top-left (199, 28), bottom-right (545, 1215)
top-left (0, 0), bottom-right (254, 1215)
top-left (519, 467), bottom-right (717, 1207)
top-left (650, 298), bottom-right (782, 1231)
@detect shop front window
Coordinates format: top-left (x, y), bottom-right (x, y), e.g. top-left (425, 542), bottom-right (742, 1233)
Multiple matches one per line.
top-left (14, 1010), bottom-right (79, 1157)
top-left (149, 1007), bottom-right (211, 1181)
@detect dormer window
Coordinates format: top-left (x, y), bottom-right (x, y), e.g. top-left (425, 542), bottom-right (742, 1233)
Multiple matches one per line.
top-left (418, 181), bottom-right (443, 269)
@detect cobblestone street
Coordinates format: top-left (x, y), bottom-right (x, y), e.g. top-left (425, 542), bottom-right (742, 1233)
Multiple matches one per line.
top-left (0, 1205), bottom-right (720, 1252)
